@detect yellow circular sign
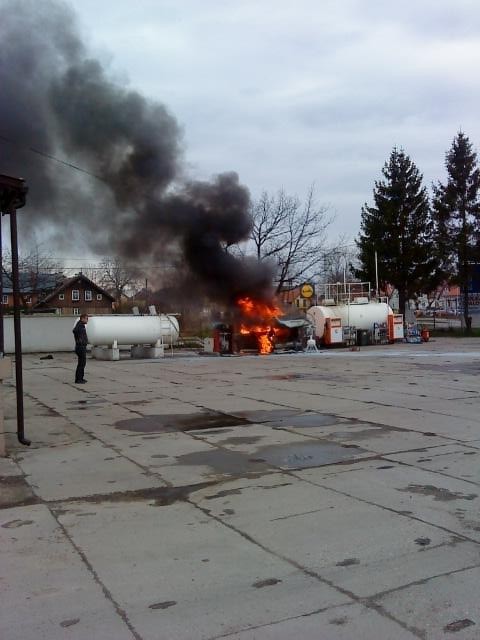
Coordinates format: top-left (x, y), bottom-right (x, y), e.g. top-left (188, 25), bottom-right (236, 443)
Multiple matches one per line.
top-left (300, 283), bottom-right (314, 298)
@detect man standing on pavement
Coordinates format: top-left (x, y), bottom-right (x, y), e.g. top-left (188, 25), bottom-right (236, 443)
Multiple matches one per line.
top-left (73, 313), bottom-right (89, 384)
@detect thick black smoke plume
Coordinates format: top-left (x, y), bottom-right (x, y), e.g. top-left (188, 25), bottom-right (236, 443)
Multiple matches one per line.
top-left (0, 0), bottom-right (274, 304)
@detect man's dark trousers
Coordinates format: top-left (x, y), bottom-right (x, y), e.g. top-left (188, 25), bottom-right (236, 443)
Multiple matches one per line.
top-left (75, 346), bottom-right (87, 382)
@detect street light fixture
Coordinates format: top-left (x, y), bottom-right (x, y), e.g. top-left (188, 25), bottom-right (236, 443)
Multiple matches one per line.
top-left (0, 173), bottom-right (30, 446)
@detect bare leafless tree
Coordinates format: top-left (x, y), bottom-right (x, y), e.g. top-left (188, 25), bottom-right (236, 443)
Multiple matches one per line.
top-left (249, 186), bottom-right (333, 292)
top-left (98, 257), bottom-right (140, 302)
top-left (2, 243), bottom-right (64, 307)
top-left (72, 263), bottom-right (103, 283)
top-left (320, 239), bottom-right (358, 284)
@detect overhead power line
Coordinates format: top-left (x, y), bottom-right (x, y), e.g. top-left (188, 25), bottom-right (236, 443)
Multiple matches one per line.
top-left (0, 133), bottom-right (105, 184)
top-left (0, 133), bottom-right (161, 209)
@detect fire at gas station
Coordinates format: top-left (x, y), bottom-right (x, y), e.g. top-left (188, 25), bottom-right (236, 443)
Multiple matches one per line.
top-left (207, 282), bottom-right (411, 356)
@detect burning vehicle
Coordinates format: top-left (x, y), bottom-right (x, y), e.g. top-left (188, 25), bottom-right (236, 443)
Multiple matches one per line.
top-left (213, 297), bottom-right (311, 355)
top-left (236, 296), bottom-right (283, 354)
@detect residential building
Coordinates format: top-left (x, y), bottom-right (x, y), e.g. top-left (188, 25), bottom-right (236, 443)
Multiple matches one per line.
top-left (33, 273), bottom-right (114, 315)
top-left (1, 272), bottom-right (63, 310)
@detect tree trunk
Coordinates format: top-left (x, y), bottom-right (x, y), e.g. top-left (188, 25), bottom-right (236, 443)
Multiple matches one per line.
top-left (398, 289), bottom-right (407, 318)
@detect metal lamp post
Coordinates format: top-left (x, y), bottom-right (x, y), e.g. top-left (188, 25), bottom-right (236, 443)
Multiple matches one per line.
top-left (0, 173), bottom-right (30, 446)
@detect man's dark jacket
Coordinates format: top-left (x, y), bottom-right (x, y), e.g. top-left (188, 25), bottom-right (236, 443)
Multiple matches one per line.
top-left (73, 321), bottom-right (88, 347)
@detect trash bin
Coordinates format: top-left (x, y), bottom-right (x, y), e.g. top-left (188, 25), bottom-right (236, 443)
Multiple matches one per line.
top-left (356, 329), bottom-right (370, 346)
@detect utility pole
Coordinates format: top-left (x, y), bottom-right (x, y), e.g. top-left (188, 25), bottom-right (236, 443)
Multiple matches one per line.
top-left (0, 174), bottom-right (30, 446)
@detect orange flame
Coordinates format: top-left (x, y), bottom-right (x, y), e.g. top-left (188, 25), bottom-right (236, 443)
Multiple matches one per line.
top-left (236, 296), bottom-right (283, 321)
top-left (236, 296), bottom-right (283, 354)
top-left (258, 333), bottom-right (274, 354)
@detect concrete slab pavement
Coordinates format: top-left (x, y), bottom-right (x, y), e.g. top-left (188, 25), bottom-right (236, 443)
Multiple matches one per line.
top-left (373, 566), bottom-right (480, 639)
top-left (0, 504), bottom-right (134, 640)
top-left (192, 473), bottom-right (477, 599)
top-left (220, 603), bottom-right (421, 639)
top-left (2, 337), bottom-right (480, 639)
top-left (15, 439), bottom-right (167, 502)
top-left (55, 499), bottom-right (349, 640)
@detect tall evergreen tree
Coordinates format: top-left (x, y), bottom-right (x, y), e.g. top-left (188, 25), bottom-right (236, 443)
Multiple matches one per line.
top-left (432, 132), bottom-right (480, 331)
top-left (356, 148), bottom-right (439, 314)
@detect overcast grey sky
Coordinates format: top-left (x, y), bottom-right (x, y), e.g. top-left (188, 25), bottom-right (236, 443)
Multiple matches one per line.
top-left (69, 0), bottom-right (480, 242)
top-left (6, 0), bottom-right (480, 249)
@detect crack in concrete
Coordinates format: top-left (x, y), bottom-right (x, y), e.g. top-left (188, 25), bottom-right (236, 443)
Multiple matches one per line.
top-left (50, 510), bottom-right (144, 640)
top-left (187, 496), bottom-right (426, 639)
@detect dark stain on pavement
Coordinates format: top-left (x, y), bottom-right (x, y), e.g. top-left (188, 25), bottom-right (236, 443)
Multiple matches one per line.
top-left (328, 425), bottom-right (410, 443)
top-left (257, 441), bottom-right (368, 470)
top-left (115, 411), bottom-right (248, 433)
top-left (336, 558), bottom-right (360, 567)
top-left (176, 449), bottom-right (271, 476)
top-left (204, 488), bottom-right (243, 500)
top-left (197, 429), bottom-right (233, 436)
top-left (268, 413), bottom-right (341, 429)
top-left (258, 482), bottom-right (293, 490)
top-left (149, 601), bottom-right (177, 610)
top-left (2, 519), bottom-right (34, 529)
top-left (60, 618), bottom-right (80, 628)
top-left (398, 484), bottom-right (477, 501)
top-left (216, 436), bottom-right (263, 445)
top-left (178, 440), bottom-right (368, 474)
top-left (414, 537), bottom-right (431, 546)
top-left (0, 476), bottom-right (39, 510)
top-left (54, 483), bottom-right (215, 507)
top-left (252, 578), bottom-right (282, 588)
top-left (444, 619), bottom-right (475, 633)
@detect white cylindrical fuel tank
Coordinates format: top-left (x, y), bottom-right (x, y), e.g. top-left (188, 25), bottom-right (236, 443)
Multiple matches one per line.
top-left (306, 306), bottom-right (338, 339)
top-left (159, 315), bottom-right (180, 344)
top-left (86, 315), bottom-right (179, 346)
top-left (307, 303), bottom-right (393, 339)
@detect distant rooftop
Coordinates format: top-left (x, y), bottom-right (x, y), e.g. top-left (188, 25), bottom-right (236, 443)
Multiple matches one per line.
top-left (1, 272), bottom-right (64, 294)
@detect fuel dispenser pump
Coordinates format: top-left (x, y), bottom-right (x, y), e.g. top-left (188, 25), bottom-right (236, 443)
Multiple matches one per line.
top-left (324, 317), bottom-right (343, 346)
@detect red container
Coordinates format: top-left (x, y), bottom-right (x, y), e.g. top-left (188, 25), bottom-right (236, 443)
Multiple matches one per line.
top-left (421, 328), bottom-right (430, 342)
